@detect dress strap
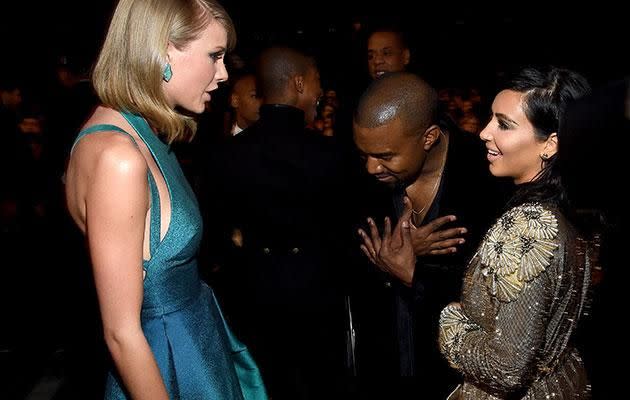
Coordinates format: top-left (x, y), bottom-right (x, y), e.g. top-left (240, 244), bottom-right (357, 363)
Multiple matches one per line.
top-left (70, 124), bottom-right (136, 154)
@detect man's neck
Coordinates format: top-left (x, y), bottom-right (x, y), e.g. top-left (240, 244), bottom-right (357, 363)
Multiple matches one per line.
top-left (422, 129), bottom-right (449, 178)
top-left (405, 130), bottom-right (449, 223)
top-left (235, 115), bottom-right (252, 130)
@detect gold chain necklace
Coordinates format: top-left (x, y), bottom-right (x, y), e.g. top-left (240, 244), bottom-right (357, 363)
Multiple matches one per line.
top-left (411, 132), bottom-right (448, 217)
top-left (411, 172), bottom-right (442, 216)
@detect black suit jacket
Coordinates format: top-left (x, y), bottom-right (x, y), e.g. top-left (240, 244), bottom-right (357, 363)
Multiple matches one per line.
top-left (204, 103), bottom-right (357, 396)
top-left (205, 104), bottom-right (355, 316)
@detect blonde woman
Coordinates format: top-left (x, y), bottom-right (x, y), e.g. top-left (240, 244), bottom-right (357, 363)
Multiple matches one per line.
top-left (64, 0), bottom-right (266, 398)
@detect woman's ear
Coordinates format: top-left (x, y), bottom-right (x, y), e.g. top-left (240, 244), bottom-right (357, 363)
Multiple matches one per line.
top-left (165, 42), bottom-right (175, 63)
top-left (543, 132), bottom-right (559, 158)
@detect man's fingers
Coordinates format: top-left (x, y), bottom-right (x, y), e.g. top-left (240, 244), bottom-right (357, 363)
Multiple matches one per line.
top-left (400, 219), bottom-right (412, 247)
top-left (383, 216), bottom-right (392, 243)
top-left (429, 247), bottom-right (458, 255)
top-left (431, 226), bottom-right (467, 241)
top-left (360, 244), bottom-right (379, 265)
top-left (431, 238), bottom-right (465, 250)
top-left (401, 196), bottom-right (414, 221)
top-left (425, 215), bottom-right (459, 232)
top-left (358, 228), bottom-right (377, 258)
top-left (367, 217), bottom-right (382, 249)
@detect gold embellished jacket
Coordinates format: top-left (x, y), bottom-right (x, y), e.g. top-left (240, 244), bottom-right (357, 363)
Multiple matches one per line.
top-left (439, 203), bottom-right (591, 399)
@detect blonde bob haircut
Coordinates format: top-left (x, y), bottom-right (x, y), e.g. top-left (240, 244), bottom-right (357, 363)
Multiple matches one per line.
top-left (93, 0), bottom-right (236, 143)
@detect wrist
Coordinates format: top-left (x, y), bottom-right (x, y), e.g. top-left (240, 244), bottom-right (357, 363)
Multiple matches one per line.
top-left (400, 262), bottom-right (415, 286)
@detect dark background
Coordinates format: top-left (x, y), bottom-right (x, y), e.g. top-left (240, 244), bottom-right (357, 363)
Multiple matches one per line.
top-left (3, 0), bottom-right (628, 93)
top-left (1, 1), bottom-right (626, 399)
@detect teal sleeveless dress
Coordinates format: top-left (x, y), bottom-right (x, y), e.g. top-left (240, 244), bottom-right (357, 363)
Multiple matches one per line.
top-left (73, 112), bottom-right (267, 400)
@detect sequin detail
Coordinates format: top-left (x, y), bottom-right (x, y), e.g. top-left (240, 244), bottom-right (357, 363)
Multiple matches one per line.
top-left (479, 203), bottom-right (559, 302)
top-left (439, 303), bottom-right (480, 370)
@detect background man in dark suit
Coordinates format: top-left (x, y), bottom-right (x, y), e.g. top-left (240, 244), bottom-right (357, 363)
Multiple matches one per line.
top-left (205, 46), bottom-right (354, 399)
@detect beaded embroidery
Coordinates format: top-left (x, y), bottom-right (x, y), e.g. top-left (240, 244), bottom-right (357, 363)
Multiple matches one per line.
top-left (479, 203), bottom-right (559, 302)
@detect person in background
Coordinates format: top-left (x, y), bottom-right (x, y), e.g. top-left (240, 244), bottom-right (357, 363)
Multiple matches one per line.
top-left (366, 25), bottom-right (410, 81)
top-left (0, 78), bottom-right (23, 232)
top-left (46, 54), bottom-right (99, 178)
top-left (226, 70), bottom-right (261, 136)
top-left (206, 46), bottom-right (354, 399)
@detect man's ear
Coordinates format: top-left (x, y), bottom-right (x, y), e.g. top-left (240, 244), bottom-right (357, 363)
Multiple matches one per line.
top-left (230, 93), bottom-right (239, 108)
top-left (402, 48), bottom-right (411, 67)
top-left (294, 75), bottom-right (305, 94)
top-left (422, 125), bottom-right (442, 151)
top-left (543, 132), bottom-right (559, 158)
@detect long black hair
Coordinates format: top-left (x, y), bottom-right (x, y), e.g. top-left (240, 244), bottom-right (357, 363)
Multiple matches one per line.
top-left (504, 66), bottom-right (591, 210)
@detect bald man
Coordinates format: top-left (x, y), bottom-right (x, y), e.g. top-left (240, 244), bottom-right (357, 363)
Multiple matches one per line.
top-left (353, 72), bottom-right (505, 396)
top-left (206, 47), bottom-right (353, 399)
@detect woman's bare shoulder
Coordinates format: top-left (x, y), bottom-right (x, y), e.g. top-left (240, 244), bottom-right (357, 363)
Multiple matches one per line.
top-left (72, 106), bottom-right (142, 168)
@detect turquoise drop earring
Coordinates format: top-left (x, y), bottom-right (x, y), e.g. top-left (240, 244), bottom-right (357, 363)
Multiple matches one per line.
top-left (163, 63), bottom-right (172, 82)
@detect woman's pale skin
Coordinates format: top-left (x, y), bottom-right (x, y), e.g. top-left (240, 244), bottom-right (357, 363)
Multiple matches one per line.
top-left (480, 89), bottom-right (557, 184)
top-left (65, 20), bottom-right (228, 400)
